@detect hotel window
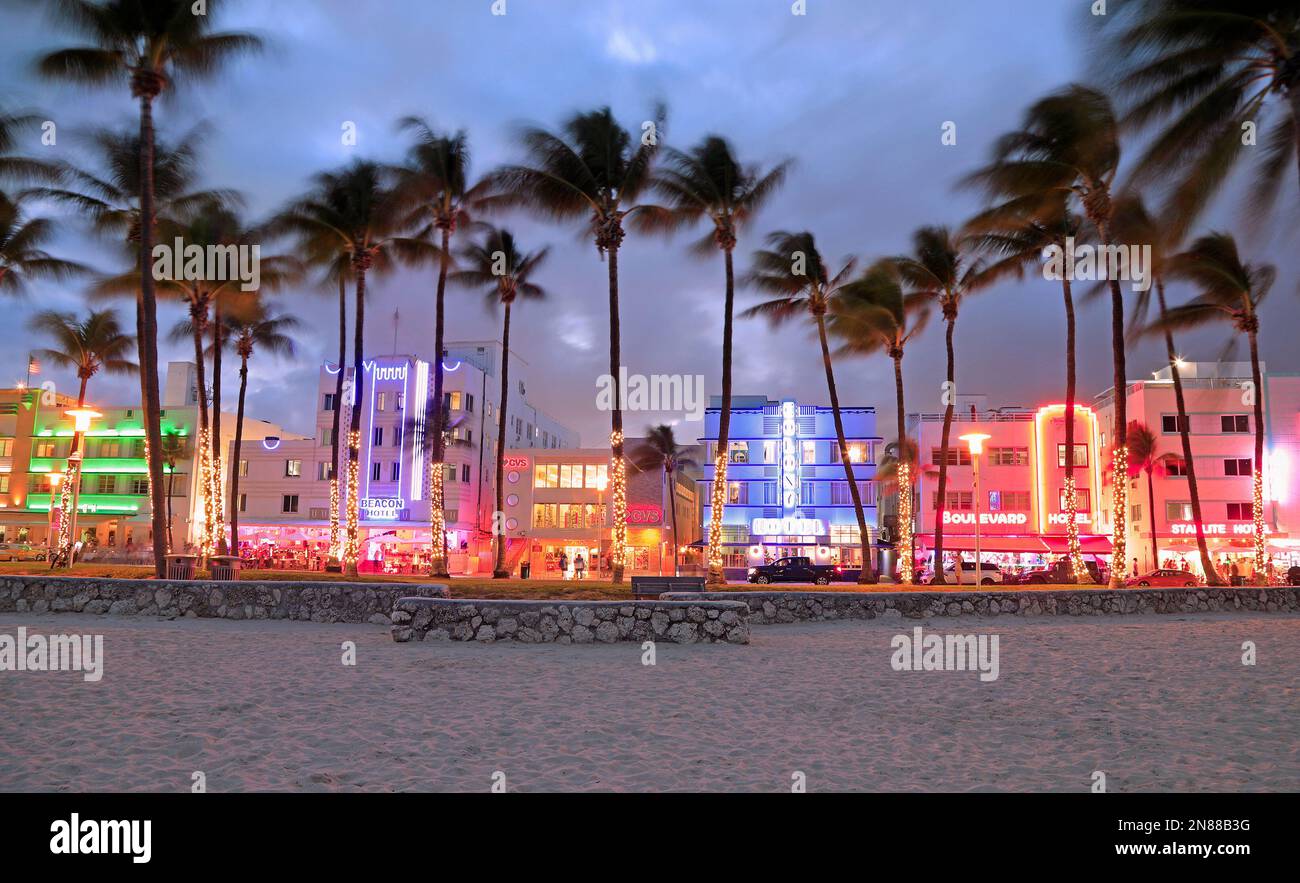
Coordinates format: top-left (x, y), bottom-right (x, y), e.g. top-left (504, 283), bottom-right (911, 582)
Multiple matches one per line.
top-left (728, 441), bottom-right (749, 463)
top-left (829, 524), bottom-right (861, 545)
top-left (99, 440), bottom-right (122, 457)
top-left (286, 459), bottom-right (302, 477)
top-left (988, 490), bottom-right (1003, 510)
top-left (1131, 504), bottom-right (1143, 523)
top-left (1161, 415), bottom-right (1190, 433)
top-left (1226, 502), bottom-right (1252, 521)
top-left (445, 464), bottom-right (456, 483)
top-left (1166, 501), bottom-right (1192, 521)
top-left (0, 475), bottom-right (9, 493)
top-left (1221, 415), bottom-right (1250, 433)
top-left (95, 475), bottom-right (116, 494)
top-left (1004, 491), bottom-right (1031, 510)
top-left (464, 394), bottom-right (474, 413)
top-left (395, 427), bottom-right (405, 446)
top-left (846, 442), bottom-right (867, 463)
top-left (239, 459), bottom-right (249, 476)
top-left (35, 441), bottom-right (57, 458)
top-left (239, 494), bottom-right (247, 513)
top-left (320, 428), bottom-right (334, 447)
top-left (1223, 457), bottom-right (1252, 476)
top-left (391, 462), bottom-right (401, 481)
top-left (1056, 444), bottom-right (1088, 467)
top-left (282, 494), bottom-right (299, 514)
top-left (1059, 487), bottom-right (1090, 511)
top-left (801, 483), bottom-right (815, 505)
top-left (560, 464), bottom-right (577, 488)
top-left (727, 482), bottom-right (748, 505)
top-left (0, 438), bottom-right (12, 457)
top-left (989, 447), bottom-right (1028, 466)
top-left (532, 503), bottom-right (556, 528)
top-left (934, 491), bottom-right (973, 510)
top-left (762, 440), bottom-right (777, 464)
top-left (802, 440), bottom-right (817, 464)
top-left (444, 392), bottom-right (463, 411)
top-left (130, 477), bottom-right (149, 494)
top-left (932, 447), bottom-right (971, 466)
top-left (584, 464), bottom-right (608, 488)
top-left (461, 464), bottom-right (470, 482)
top-left (318, 462), bottom-right (332, 480)
top-left (763, 482), bottom-right (779, 505)
top-left (395, 393), bottom-right (404, 411)
top-left (376, 392), bottom-right (386, 411)
top-left (831, 481), bottom-right (852, 505)
top-left (1166, 459), bottom-right (1188, 476)
top-left (371, 462), bottom-right (381, 481)
top-left (373, 427), bottom-right (383, 446)
top-left (323, 393), bottom-right (337, 411)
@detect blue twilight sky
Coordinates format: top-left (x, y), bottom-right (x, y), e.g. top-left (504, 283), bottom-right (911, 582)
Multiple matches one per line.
top-left (1, 0), bottom-right (1296, 447)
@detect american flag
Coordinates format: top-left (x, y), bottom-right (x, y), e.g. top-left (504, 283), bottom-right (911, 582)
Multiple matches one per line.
top-left (27, 355), bottom-right (39, 376)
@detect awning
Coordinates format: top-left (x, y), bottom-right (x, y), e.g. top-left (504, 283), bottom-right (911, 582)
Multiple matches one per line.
top-left (914, 534), bottom-right (1049, 553)
top-left (1042, 535), bottom-right (1113, 555)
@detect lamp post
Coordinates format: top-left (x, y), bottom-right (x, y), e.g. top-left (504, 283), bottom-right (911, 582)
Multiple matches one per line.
top-left (595, 473), bottom-right (608, 579)
top-left (959, 432), bottom-right (991, 586)
top-left (61, 408), bottom-right (101, 564)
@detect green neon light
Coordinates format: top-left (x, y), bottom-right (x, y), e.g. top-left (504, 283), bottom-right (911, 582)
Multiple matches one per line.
top-left (25, 493), bottom-right (142, 514)
top-left (29, 459), bottom-right (179, 474)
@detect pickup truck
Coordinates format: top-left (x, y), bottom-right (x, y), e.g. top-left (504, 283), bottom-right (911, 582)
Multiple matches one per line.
top-left (1016, 558), bottom-right (1103, 585)
top-left (747, 556), bottom-right (840, 585)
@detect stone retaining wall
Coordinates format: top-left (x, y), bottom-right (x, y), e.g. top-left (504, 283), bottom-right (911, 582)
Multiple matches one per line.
top-left (660, 587), bottom-right (1300, 624)
top-left (391, 597), bottom-right (750, 644)
top-left (0, 575), bottom-right (448, 624)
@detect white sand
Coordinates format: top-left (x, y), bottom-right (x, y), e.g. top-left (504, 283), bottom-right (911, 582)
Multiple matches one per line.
top-left (1, 611), bottom-right (1297, 792)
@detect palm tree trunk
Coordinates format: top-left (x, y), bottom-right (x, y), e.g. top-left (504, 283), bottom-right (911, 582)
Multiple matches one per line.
top-left (1062, 276), bottom-right (1087, 582)
top-left (166, 469), bottom-right (174, 552)
top-left (893, 351), bottom-right (914, 582)
top-left (1248, 326), bottom-right (1267, 584)
top-left (137, 91), bottom-right (168, 578)
top-left (329, 273), bottom-right (346, 559)
top-left (1101, 220), bottom-right (1129, 588)
top-left (492, 301), bottom-right (512, 578)
top-left (345, 265), bottom-right (368, 578)
top-left (229, 354), bottom-right (249, 556)
top-left (707, 246), bottom-right (735, 585)
top-left (211, 298), bottom-right (226, 555)
top-left (816, 315), bottom-right (873, 583)
top-left (932, 315), bottom-right (957, 583)
top-left (1146, 466), bottom-right (1158, 569)
top-left (190, 298), bottom-right (213, 560)
top-left (1156, 279), bottom-right (1218, 584)
top-left (608, 244), bottom-right (627, 584)
top-left (428, 226), bottom-right (451, 578)
top-left (667, 467), bottom-right (680, 577)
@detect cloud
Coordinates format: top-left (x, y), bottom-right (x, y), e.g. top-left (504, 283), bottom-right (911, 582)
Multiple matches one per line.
top-left (605, 27), bottom-right (658, 64)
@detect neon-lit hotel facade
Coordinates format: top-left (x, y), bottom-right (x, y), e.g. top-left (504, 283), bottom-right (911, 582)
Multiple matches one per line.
top-left (904, 395), bottom-right (1109, 574)
top-left (699, 396), bottom-right (879, 575)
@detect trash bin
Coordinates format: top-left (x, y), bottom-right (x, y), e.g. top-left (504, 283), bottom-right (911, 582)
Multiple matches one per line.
top-left (210, 555), bottom-right (240, 582)
top-left (165, 554), bottom-right (197, 580)
top-left (519, 561), bottom-right (530, 579)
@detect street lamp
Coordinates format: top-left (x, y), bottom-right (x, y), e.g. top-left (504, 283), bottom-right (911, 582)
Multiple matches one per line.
top-left (60, 407), bottom-right (101, 565)
top-left (959, 432), bottom-right (991, 586)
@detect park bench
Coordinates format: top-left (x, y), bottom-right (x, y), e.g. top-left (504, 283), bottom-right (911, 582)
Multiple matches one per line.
top-left (630, 575), bottom-right (706, 600)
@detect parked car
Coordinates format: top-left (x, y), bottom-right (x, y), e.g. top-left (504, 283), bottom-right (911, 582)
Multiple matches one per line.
top-left (1126, 569), bottom-right (1200, 588)
top-left (0, 542), bottom-right (45, 562)
top-left (747, 556), bottom-right (840, 585)
top-left (1017, 558), bottom-right (1104, 585)
top-left (924, 561), bottom-right (1005, 585)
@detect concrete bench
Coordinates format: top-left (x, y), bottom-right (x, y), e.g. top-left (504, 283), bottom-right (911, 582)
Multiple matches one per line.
top-left (630, 575), bottom-right (705, 600)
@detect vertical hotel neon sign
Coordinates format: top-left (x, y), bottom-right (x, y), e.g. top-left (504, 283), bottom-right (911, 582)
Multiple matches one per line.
top-left (409, 359), bottom-right (429, 501)
top-left (781, 400), bottom-right (800, 514)
top-left (1032, 404), bottom-right (1104, 534)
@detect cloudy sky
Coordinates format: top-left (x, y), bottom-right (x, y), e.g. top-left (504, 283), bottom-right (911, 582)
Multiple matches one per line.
top-left (2, 0), bottom-right (1296, 447)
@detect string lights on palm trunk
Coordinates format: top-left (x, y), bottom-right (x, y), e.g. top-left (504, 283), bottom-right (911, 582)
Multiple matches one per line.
top-left (897, 462), bottom-right (914, 583)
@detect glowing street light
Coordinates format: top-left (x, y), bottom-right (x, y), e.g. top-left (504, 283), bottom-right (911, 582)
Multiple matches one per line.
top-left (65, 407), bottom-right (103, 432)
top-left (959, 432), bottom-right (992, 585)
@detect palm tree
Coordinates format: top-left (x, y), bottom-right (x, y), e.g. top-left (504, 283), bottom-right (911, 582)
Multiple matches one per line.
top-left (37, 0), bottom-right (261, 577)
top-left (1126, 420), bottom-right (1181, 572)
top-left (962, 195), bottom-right (1094, 584)
top-left (1100, 1), bottom-right (1300, 232)
top-left (28, 308), bottom-right (136, 563)
top-left (629, 425), bottom-right (700, 577)
top-left (829, 259), bottom-right (931, 582)
top-left (448, 227), bottom-right (549, 578)
top-left (653, 135), bottom-right (791, 585)
top-left (159, 429), bottom-right (184, 552)
top-left (1109, 194), bottom-right (1222, 584)
top-left (0, 191), bottom-right (88, 295)
top-left (220, 294), bottom-right (298, 556)
top-left (391, 117), bottom-right (492, 578)
top-left (964, 84), bottom-right (1131, 587)
top-left (1156, 232), bottom-right (1275, 585)
top-left (487, 106), bottom-right (670, 584)
top-left (0, 109), bottom-right (61, 183)
top-left (890, 226), bottom-right (992, 584)
top-left (742, 231), bottom-right (876, 582)
top-left (270, 160), bottom-right (429, 576)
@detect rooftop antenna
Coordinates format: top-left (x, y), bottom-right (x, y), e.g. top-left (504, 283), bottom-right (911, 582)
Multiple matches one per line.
top-left (391, 308), bottom-right (400, 355)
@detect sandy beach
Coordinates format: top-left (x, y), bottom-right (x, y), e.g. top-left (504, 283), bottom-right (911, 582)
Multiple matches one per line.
top-left (2, 611), bottom-right (1297, 792)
